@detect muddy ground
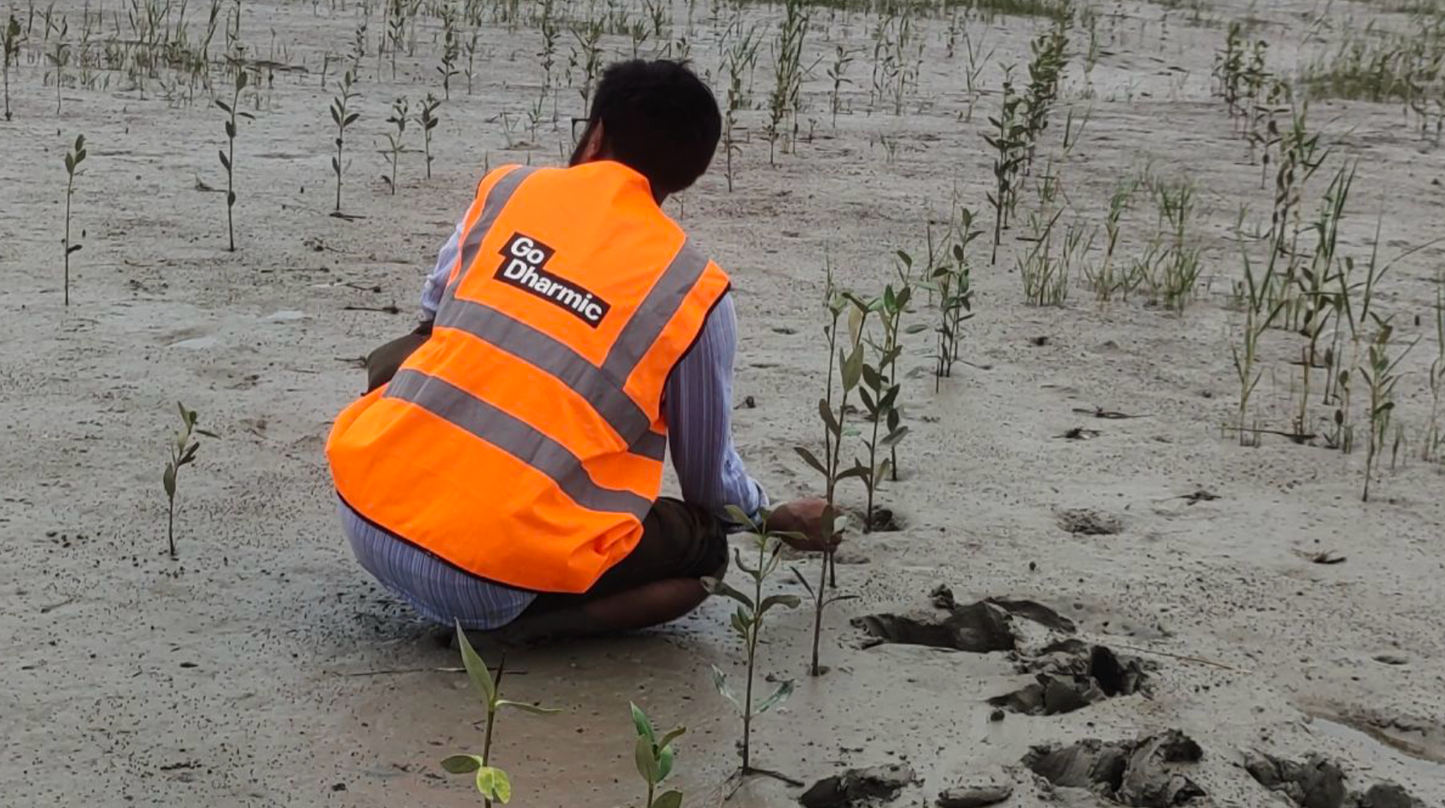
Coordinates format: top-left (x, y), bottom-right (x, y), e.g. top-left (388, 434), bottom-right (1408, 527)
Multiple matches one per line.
top-left (2, 0), bottom-right (1444, 805)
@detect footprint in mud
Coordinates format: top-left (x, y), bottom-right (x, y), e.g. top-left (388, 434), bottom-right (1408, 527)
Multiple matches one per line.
top-left (1243, 750), bottom-right (1427, 808)
top-left (799, 763), bottom-right (917, 808)
top-left (1057, 508), bottom-right (1124, 536)
top-left (853, 585), bottom-right (1075, 653)
top-left (1025, 729), bottom-right (1206, 807)
top-left (989, 640), bottom-right (1152, 716)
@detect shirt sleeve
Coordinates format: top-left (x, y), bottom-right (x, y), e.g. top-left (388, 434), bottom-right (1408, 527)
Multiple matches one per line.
top-left (663, 292), bottom-right (769, 522)
top-left (419, 218), bottom-right (465, 321)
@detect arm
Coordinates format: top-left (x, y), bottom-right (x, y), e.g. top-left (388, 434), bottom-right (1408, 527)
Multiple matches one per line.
top-left (663, 293), bottom-right (769, 522)
top-left (363, 219), bottom-right (461, 392)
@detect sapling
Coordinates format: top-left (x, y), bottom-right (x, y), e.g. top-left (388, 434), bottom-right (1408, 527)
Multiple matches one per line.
top-left (330, 70), bottom-right (359, 214)
top-left (630, 703), bottom-right (685, 808)
top-left (793, 276), bottom-right (865, 676)
top-left (1231, 249), bottom-right (1286, 446)
top-left (381, 96), bottom-right (408, 194)
top-left (984, 71), bottom-right (1026, 265)
top-left (764, 0), bottom-right (807, 166)
top-left (3, 13), bottom-right (21, 120)
top-left (442, 622), bottom-right (559, 805)
top-left (932, 212), bottom-right (981, 385)
top-left (437, 3), bottom-right (458, 100)
top-left (855, 284), bottom-right (909, 532)
top-left (45, 16), bottom-right (67, 115)
top-left (1426, 280), bottom-right (1444, 462)
top-left (1360, 318), bottom-right (1416, 502)
top-left (61, 133), bottom-right (86, 306)
top-left (216, 69), bottom-right (253, 251)
top-left (826, 44), bottom-right (853, 126)
top-left (704, 507), bottom-right (800, 784)
top-left (162, 403), bottom-right (216, 559)
top-left (415, 92), bottom-right (439, 180)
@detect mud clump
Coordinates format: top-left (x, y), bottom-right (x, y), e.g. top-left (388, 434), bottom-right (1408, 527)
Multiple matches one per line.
top-left (990, 640), bottom-right (1152, 716)
top-left (1243, 751), bottom-right (1426, 808)
top-left (854, 586), bottom-right (1076, 652)
top-left (799, 763), bottom-right (917, 808)
top-left (1058, 508), bottom-right (1124, 536)
top-left (937, 782), bottom-right (1013, 807)
top-left (1025, 730), bottom-right (1205, 807)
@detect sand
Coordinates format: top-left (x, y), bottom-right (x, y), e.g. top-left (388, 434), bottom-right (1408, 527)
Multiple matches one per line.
top-left (2, 0), bottom-right (1444, 805)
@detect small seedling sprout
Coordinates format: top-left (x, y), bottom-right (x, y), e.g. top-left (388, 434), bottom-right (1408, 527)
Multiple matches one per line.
top-left (62, 133), bottom-right (86, 306)
top-left (416, 92), bottom-right (440, 180)
top-left (163, 403), bottom-right (216, 559)
top-left (442, 622), bottom-right (559, 805)
top-left (381, 96), bottom-right (408, 194)
top-left (630, 703), bottom-right (685, 808)
top-left (3, 13), bottom-right (22, 120)
top-left (703, 507), bottom-right (800, 784)
top-left (216, 69), bottom-right (254, 251)
top-left (330, 70), bottom-right (360, 214)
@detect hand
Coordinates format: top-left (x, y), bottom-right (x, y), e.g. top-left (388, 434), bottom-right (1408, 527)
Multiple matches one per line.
top-left (765, 498), bottom-right (841, 553)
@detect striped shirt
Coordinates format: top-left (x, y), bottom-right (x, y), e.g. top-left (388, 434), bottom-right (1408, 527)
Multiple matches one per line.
top-left (341, 220), bottom-right (767, 629)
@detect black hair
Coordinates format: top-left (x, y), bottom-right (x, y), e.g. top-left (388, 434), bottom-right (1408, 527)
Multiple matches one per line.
top-left (585, 59), bottom-right (722, 197)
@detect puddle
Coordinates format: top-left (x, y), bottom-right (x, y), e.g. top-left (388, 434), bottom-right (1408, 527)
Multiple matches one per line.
top-left (1311, 716), bottom-right (1445, 780)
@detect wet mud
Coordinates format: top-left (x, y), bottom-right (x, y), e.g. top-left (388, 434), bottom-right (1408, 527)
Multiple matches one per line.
top-left (1243, 750), bottom-right (1426, 808)
top-left (853, 586), bottom-right (1075, 652)
top-left (798, 763), bottom-right (918, 808)
top-left (990, 640), bottom-right (1152, 716)
top-left (1057, 508), bottom-right (1125, 536)
top-left (1024, 730), bottom-right (1206, 807)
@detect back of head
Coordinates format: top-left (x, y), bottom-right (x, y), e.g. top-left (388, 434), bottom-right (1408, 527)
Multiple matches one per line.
top-left (589, 60), bottom-right (722, 198)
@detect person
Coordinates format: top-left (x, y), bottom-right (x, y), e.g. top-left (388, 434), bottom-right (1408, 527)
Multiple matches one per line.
top-left (326, 60), bottom-right (830, 642)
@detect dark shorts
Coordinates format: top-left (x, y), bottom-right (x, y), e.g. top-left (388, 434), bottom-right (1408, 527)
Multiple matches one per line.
top-left (526, 497), bottom-right (728, 614)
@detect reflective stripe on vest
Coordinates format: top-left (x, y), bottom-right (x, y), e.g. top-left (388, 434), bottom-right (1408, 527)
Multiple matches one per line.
top-left (326, 161), bottom-right (731, 593)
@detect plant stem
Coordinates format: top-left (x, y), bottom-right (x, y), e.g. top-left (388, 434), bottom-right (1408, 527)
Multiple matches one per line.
top-left (810, 545), bottom-right (827, 676)
top-left (167, 496), bottom-right (176, 558)
top-left (741, 538), bottom-right (764, 772)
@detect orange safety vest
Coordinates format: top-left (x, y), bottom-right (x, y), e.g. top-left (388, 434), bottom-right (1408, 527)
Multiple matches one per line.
top-left (327, 161), bottom-right (731, 593)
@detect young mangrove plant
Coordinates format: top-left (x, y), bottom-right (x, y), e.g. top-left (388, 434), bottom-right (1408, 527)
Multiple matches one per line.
top-left (437, 3), bottom-right (459, 100)
top-left (932, 212), bottom-right (980, 385)
top-left (1360, 319), bottom-right (1415, 502)
top-left (45, 16), bottom-right (67, 115)
top-left (442, 622), bottom-right (559, 805)
top-left (216, 69), bottom-right (253, 251)
top-left (381, 96), bottom-right (408, 194)
top-left (416, 92), bottom-right (440, 180)
top-left (3, 13), bottom-right (21, 120)
top-left (1426, 280), bottom-right (1444, 463)
top-left (984, 70), bottom-right (1027, 265)
top-left (855, 282), bottom-right (910, 532)
top-left (721, 25), bottom-right (760, 192)
top-left (62, 133), bottom-right (86, 306)
top-left (704, 507), bottom-right (800, 786)
top-left (1231, 249), bottom-right (1286, 446)
top-left (162, 403), bottom-right (216, 559)
top-left (630, 703), bottom-right (685, 808)
top-left (765, 0), bottom-right (808, 166)
top-left (330, 70), bottom-right (360, 214)
top-left (793, 276), bottom-right (865, 675)
top-left (827, 44), bottom-right (854, 126)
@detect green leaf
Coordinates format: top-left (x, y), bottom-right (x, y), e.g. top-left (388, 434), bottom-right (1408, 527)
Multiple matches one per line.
top-left (658, 743), bottom-right (675, 781)
top-left (756, 679), bottom-right (794, 714)
top-left (162, 464), bottom-right (176, 498)
top-left (630, 702), bottom-right (655, 743)
top-left (841, 345), bottom-right (865, 391)
top-left (652, 790), bottom-right (684, 808)
top-left (702, 577), bottom-right (754, 610)
top-left (657, 726), bottom-right (686, 751)
top-left (759, 594), bottom-right (801, 614)
top-left (710, 664), bottom-right (742, 713)
top-left (722, 504), bottom-right (753, 530)
top-left (729, 608), bottom-right (749, 638)
top-left (794, 446), bottom-right (827, 475)
top-left (219, 149), bottom-right (230, 170)
top-left (215, 99), bottom-right (231, 113)
top-left (496, 699), bottom-right (560, 715)
top-left (477, 766), bottom-right (512, 803)
top-left (454, 620), bottom-right (496, 704)
top-left (881, 425), bottom-right (910, 448)
top-left (790, 565), bottom-right (816, 598)
top-left (440, 754), bottom-right (483, 774)
top-left (818, 397), bottom-right (840, 436)
top-left (635, 734), bottom-right (659, 785)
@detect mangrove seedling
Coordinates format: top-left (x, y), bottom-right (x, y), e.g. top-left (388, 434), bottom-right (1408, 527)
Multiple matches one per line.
top-left (381, 96), bottom-right (408, 194)
top-left (1230, 248), bottom-right (1285, 446)
top-left (932, 213), bottom-right (980, 385)
top-left (854, 280), bottom-right (912, 530)
top-left (1360, 318), bottom-right (1416, 502)
top-left (704, 507), bottom-right (801, 786)
top-left (216, 69), bottom-right (254, 251)
top-left (437, 4), bottom-right (459, 100)
top-left (984, 71), bottom-right (1027, 265)
top-left (3, 13), bottom-right (21, 121)
top-left (630, 703), bottom-right (685, 808)
top-left (416, 92), bottom-right (440, 180)
top-left (793, 275), bottom-right (866, 675)
top-left (442, 621), bottom-right (559, 805)
top-left (163, 403), bottom-right (216, 559)
top-left (62, 133), bottom-right (86, 306)
top-left (45, 16), bottom-right (67, 115)
top-left (330, 70), bottom-right (359, 214)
